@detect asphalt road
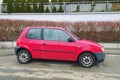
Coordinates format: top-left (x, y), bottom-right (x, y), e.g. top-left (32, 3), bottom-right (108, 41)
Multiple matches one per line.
top-left (0, 49), bottom-right (120, 80)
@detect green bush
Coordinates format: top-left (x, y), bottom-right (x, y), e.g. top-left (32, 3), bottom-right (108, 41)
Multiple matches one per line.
top-left (51, 0), bottom-right (58, 2)
top-left (44, 0), bottom-right (49, 4)
top-left (52, 6), bottom-right (57, 13)
top-left (21, 2), bottom-right (26, 13)
top-left (58, 0), bottom-right (63, 2)
top-left (33, 3), bottom-right (38, 13)
top-left (14, 3), bottom-right (21, 13)
top-left (76, 5), bottom-right (80, 12)
top-left (39, 3), bottom-right (44, 13)
top-left (26, 3), bottom-right (32, 13)
top-left (3, 0), bottom-right (7, 3)
top-left (27, 0), bottom-right (33, 3)
top-left (58, 5), bottom-right (64, 12)
top-left (33, 0), bottom-right (39, 12)
top-left (45, 6), bottom-right (50, 13)
top-left (7, 0), bottom-right (14, 13)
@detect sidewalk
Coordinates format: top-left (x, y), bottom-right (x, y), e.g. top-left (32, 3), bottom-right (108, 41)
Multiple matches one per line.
top-left (0, 48), bottom-right (14, 57)
top-left (0, 48), bottom-right (120, 57)
top-left (105, 49), bottom-right (120, 55)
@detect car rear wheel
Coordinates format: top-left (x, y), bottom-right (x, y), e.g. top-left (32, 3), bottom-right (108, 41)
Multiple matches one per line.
top-left (17, 50), bottom-right (32, 64)
top-left (78, 53), bottom-right (95, 68)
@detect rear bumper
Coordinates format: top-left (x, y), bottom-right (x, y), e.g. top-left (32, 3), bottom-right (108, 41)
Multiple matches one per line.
top-left (94, 52), bottom-right (105, 63)
top-left (14, 46), bottom-right (20, 55)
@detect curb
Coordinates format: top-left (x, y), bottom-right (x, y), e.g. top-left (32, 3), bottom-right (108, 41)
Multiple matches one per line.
top-left (106, 53), bottom-right (120, 55)
top-left (0, 54), bottom-right (14, 57)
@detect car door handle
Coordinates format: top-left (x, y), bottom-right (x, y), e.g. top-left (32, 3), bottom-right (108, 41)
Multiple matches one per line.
top-left (42, 43), bottom-right (46, 46)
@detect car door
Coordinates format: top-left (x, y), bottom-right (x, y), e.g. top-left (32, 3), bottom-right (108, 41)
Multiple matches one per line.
top-left (25, 28), bottom-right (44, 59)
top-left (41, 28), bottom-right (77, 61)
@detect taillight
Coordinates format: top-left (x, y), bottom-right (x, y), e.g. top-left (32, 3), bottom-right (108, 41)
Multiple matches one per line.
top-left (16, 39), bottom-right (18, 46)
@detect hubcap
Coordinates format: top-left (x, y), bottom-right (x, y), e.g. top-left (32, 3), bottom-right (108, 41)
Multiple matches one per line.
top-left (19, 52), bottom-right (29, 62)
top-left (81, 56), bottom-right (93, 67)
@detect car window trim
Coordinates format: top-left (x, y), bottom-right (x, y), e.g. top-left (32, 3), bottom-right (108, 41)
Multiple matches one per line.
top-left (26, 28), bottom-right (42, 40)
top-left (41, 28), bottom-right (44, 40)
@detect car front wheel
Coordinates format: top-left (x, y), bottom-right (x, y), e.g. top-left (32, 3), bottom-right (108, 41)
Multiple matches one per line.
top-left (78, 53), bottom-right (95, 68)
top-left (17, 50), bottom-right (32, 64)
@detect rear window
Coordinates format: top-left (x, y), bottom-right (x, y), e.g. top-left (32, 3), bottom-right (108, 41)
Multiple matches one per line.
top-left (26, 28), bottom-right (42, 39)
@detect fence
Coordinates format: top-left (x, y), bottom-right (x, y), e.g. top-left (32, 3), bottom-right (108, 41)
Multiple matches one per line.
top-left (0, 1), bottom-right (120, 13)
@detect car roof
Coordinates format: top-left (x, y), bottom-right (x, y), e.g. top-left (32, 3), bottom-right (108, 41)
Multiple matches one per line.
top-left (25, 26), bottom-right (64, 30)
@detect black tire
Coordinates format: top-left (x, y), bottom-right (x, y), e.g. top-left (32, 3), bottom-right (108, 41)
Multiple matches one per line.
top-left (17, 50), bottom-right (32, 64)
top-left (78, 53), bottom-right (95, 68)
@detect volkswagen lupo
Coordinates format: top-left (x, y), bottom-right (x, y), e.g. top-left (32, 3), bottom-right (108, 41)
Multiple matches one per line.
top-left (15, 27), bottom-right (105, 68)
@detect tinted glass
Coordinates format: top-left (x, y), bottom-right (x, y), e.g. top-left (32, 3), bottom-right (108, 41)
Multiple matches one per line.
top-left (44, 29), bottom-right (71, 42)
top-left (26, 28), bottom-right (41, 39)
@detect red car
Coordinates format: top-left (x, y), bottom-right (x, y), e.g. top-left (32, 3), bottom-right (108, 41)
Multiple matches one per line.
top-left (15, 27), bottom-right (105, 67)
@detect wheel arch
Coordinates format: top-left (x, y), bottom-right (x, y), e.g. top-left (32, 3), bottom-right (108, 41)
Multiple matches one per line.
top-left (77, 51), bottom-right (97, 62)
top-left (16, 47), bottom-right (32, 58)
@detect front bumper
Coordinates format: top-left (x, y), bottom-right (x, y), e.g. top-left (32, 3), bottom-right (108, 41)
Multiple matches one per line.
top-left (94, 52), bottom-right (105, 63)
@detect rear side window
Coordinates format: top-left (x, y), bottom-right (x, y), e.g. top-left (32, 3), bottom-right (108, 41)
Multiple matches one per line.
top-left (26, 28), bottom-right (41, 39)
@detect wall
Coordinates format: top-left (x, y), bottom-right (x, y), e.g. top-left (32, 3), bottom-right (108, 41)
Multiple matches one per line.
top-left (0, 13), bottom-right (120, 22)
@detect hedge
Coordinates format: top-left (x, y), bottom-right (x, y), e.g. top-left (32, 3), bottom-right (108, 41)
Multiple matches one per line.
top-left (0, 19), bottom-right (120, 43)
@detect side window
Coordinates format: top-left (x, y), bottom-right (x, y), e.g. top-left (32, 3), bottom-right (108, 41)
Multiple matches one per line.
top-left (26, 28), bottom-right (41, 39)
top-left (44, 29), bottom-right (71, 42)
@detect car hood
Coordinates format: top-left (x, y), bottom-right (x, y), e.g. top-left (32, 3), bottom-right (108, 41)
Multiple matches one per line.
top-left (78, 39), bottom-right (102, 47)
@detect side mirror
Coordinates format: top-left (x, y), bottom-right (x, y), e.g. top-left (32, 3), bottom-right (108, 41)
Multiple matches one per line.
top-left (68, 38), bottom-right (74, 42)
